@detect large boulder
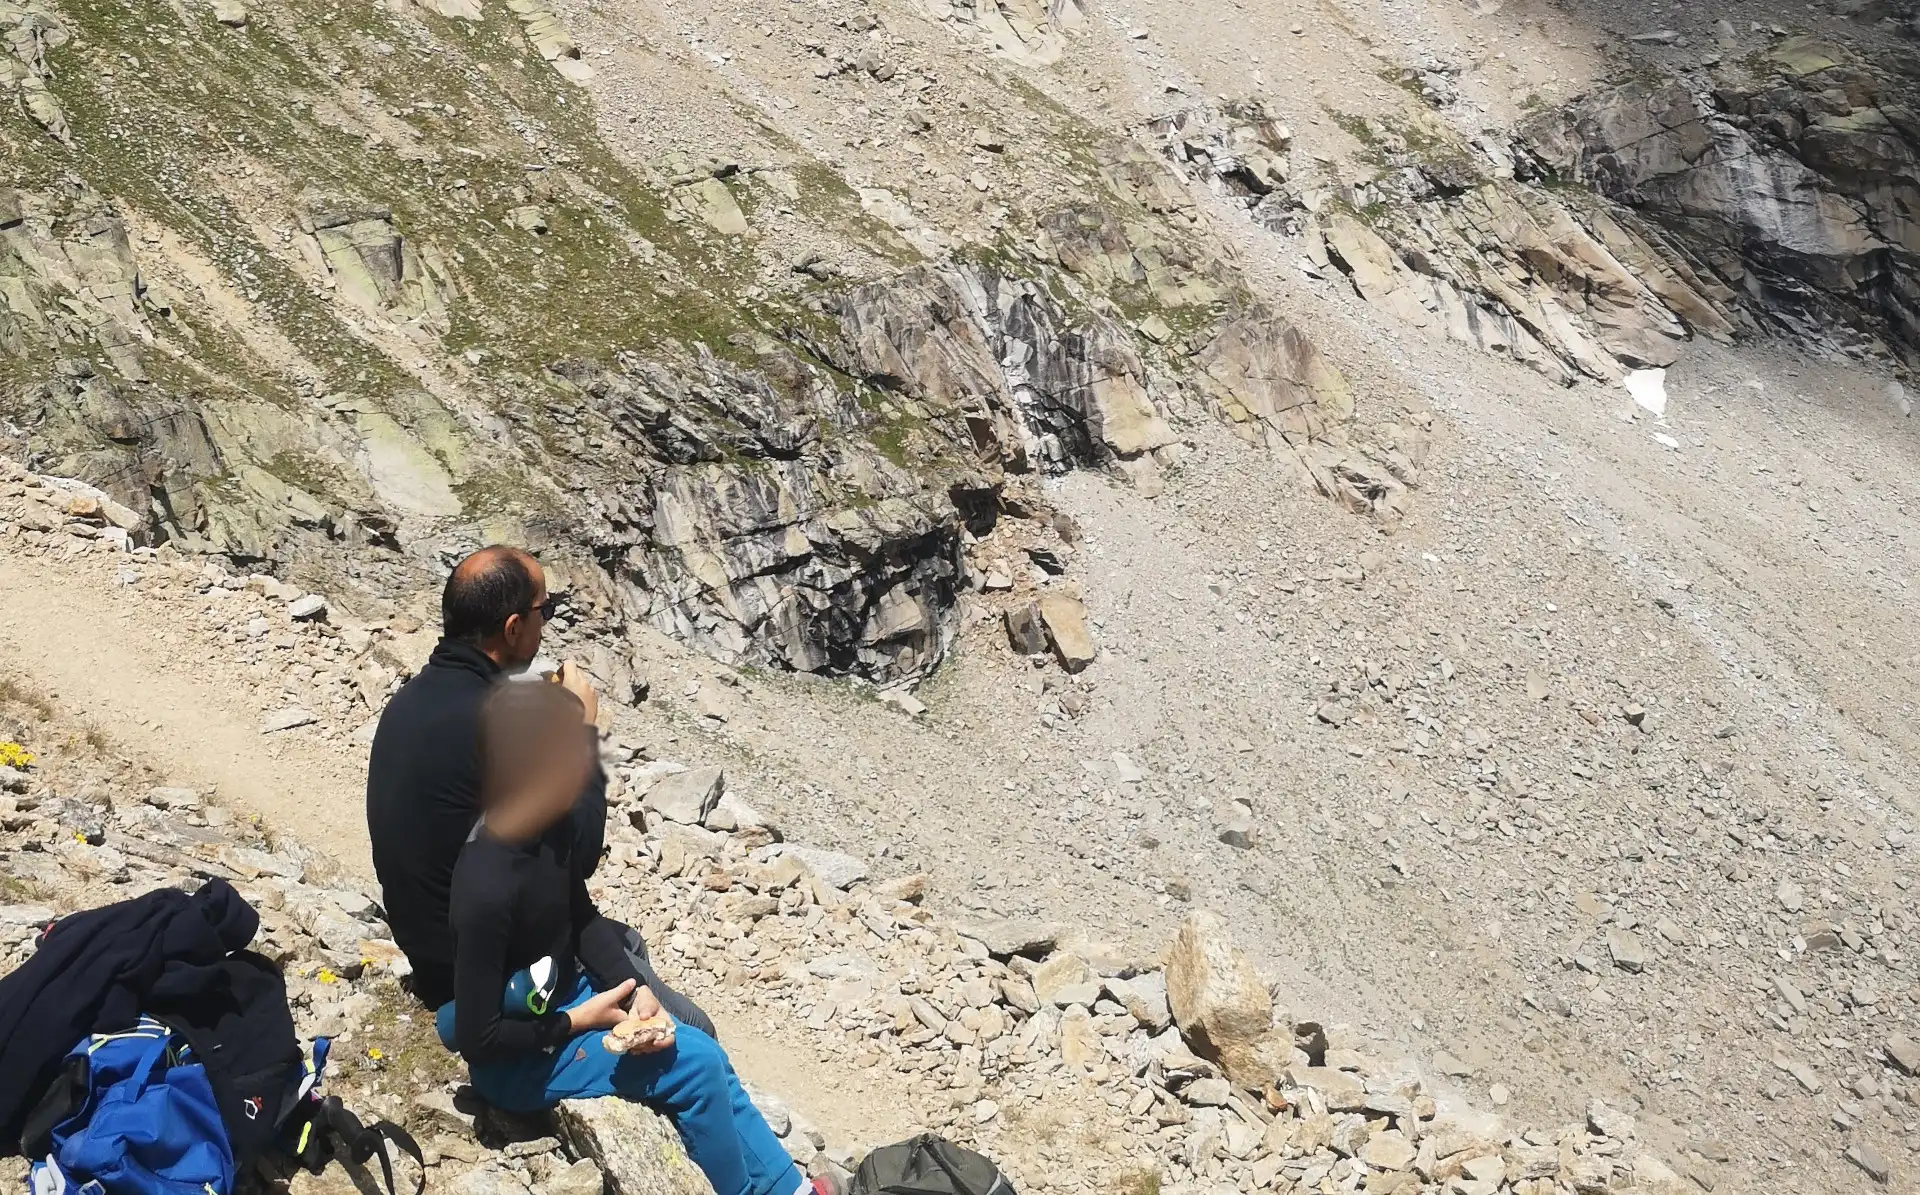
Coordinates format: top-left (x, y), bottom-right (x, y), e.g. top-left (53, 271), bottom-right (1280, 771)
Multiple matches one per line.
top-left (644, 766), bottom-right (725, 826)
top-left (750, 843), bottom-right (870, 890)
top-left (304, 205), bottom-right (450, 326)
top-left (955, 915), bottom-right (1062, 958)
top-left (677, 178), bottom-right (749, 236)
top-left (558, 1098), bottom-right (715, 1195)
top-left (1037, 594), bottom-right (1096, 673)
top-left (1164, 910), bottom-right (1291, 1088)
top-left (1004, 603), bottom-right (1048, 655)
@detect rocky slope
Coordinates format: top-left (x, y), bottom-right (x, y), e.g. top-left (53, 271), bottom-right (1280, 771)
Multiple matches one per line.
top-left (4, 0), bottom-right (1920, 1193)
top-left (0, 486), bottom-right (1824, 1195)
top-left (0, 0), bottom-right (1410, 688)
top-left (0, 2), bottom-right (1913, 689)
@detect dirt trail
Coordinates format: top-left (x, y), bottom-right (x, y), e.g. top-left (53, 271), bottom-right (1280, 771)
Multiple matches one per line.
top-left (0, 542), bottom-right (921, 1147)
top-left (0, 547), bottom-right (375, 875)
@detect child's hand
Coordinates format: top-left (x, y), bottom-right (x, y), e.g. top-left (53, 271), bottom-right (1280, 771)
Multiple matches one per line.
top-left (628, 985), bottom-right (663, 1021)
top-left (602, 986), bottom-right (675, 1055)
top-left (567, 979), bottom-right (637, 1033)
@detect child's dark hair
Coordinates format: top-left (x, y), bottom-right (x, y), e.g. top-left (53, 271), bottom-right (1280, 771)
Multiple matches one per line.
top-left (476, 679), bottom-right (586, 808)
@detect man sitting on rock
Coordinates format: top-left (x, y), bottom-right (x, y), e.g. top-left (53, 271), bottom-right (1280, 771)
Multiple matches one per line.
top-left (365, 544), bottom-right (713, 1036)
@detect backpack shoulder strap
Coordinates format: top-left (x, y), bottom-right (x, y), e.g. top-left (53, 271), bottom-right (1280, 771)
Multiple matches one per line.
top-left (295, 1097), bottom-right (423, 1195)
top-left (18, 1055), bottom-right (90, 1158)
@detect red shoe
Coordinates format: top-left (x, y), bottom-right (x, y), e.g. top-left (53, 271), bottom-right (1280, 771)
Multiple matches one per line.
top-left (810, 1174), bottom-right (845, 1195)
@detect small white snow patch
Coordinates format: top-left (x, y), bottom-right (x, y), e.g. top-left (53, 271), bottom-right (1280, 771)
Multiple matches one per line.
top-left (1625, 369), bottom-right (1669, 417)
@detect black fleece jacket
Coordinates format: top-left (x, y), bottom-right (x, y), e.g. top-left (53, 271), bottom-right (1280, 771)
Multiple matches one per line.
top-left (0, 879), bottom-right (259, 1154)
top-left (365, 638), bottom-right (606, 1008)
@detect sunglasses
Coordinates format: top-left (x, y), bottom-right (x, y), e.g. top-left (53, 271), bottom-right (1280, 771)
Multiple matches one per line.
top-left (527, 595), bottom-right (560, 620)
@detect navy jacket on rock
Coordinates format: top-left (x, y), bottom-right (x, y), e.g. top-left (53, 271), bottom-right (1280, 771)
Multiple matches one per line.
top-left (0, 878), bottom-right (258, 1154)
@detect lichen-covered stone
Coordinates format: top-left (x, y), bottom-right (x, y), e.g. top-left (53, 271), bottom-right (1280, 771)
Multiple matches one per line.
top-left (306, 206), bottom-right (450, 327)
top-left (557, 1098), bottom-right (715, 1195)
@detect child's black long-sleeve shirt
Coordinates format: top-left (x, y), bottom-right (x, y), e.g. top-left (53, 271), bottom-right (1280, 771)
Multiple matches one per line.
top-left (448, 814), bottom-right (629, 1063)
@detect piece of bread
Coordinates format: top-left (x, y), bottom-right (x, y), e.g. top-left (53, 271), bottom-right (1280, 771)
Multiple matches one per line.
top-left (603, 1009), bottom-right (676, 1055)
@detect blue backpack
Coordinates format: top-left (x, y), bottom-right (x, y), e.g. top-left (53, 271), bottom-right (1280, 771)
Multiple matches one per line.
top-left (23, 1016), bottom-right (419, 1195)
top-left (25, 1017), bottom-right (234, 1195)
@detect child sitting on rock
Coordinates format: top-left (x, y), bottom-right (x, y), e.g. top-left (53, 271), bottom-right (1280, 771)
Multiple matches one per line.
top-left (438, 680), bottom-right (833, 1195)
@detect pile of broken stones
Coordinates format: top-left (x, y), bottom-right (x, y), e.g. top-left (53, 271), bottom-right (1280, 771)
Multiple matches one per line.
top-left (0, 685), bottom-right (1741, 1195)
top-left (605, 763), bottom-right (1725, 1195)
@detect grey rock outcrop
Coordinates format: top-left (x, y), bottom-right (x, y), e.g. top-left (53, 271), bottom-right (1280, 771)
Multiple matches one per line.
top-left (1314, 179), bottom-right (1731, 385)
top-left (1194, 312), bottom-right (1352, 447)
top-left (1, 185), bottom-right (462, 562)
top-left (557, 1099), bottom-right (715, 1195)
top-left (0, 188), bottom-right (158, 380)
top-left (546, 344), bottom-right (966, 683)
top-left (1191, 308), bottom-right (1420, 519)
top-left (1035, 203), bottom-right (1223, 310)
top-left (1151, 90), bottom-right (1742, 385)
top-left (1148, 98), bottom-right (1298, 231)
top-left (1521, 36), bottom-right (1920, 356)
top-left (0, 1), bottom-right (72, 142)
top-left (0, 0), bottom-right (1396, 697)
top-left (821, 262), bottom-right (1180, 482)
top-left (935, 0), bottom-right (1086, 68)
top-left (303, 205), bottom-right (451, 329)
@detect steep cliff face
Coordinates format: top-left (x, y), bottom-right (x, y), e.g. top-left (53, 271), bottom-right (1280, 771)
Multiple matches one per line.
top-left (1272, 31), bottom-right (1920, 380)
top-left (534, 256), bottom-right (1372, 684)
top-left (1521, 35), bottom-right (1920, 357)
top-left (1139, 94), bottom-right (1738, 389)
top-left (1136, 27), bottom-right (1919, 390)
top-left (540, 343), bottom-right (970, 682)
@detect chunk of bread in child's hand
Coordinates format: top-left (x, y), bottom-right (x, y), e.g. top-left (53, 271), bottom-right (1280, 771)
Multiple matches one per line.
top-left (603, 1010), bottom-right (675, 1054)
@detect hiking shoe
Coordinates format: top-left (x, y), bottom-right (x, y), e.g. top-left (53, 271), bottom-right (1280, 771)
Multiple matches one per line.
top-left (810, 1172), bottom-right (845, 1195)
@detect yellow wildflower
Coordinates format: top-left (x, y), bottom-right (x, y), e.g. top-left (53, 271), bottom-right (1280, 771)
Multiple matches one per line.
top-left (0, 741), bottom-right (34, 768)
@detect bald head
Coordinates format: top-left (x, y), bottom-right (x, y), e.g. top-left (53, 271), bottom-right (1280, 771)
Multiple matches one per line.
top-left (442, 546), bottom-right (548, 669)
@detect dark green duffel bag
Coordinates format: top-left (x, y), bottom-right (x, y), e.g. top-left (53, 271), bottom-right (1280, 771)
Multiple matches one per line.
top-left (848, 1134), bottom-right (1015, 1195)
